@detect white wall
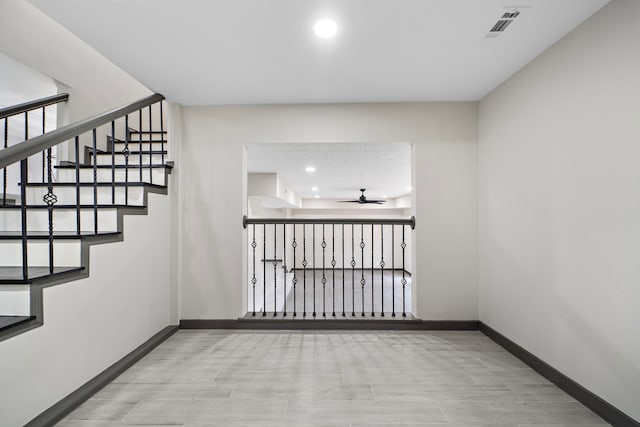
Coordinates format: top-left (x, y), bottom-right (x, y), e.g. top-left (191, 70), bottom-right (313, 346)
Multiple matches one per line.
top-left (179, 102), bottom-right (477, 320)
top-left (0, 0), bottom-right (151, 123)
top-left (0, 192), bottom-right (172, 427)
top-left (0, 0), bottom-right (152, 161)
top-left (0, 4), bottom-right (176, 425)
top-left (479, 0), bottom-right (640, 421)
top-left (0, 51), bottom-right (59, 196)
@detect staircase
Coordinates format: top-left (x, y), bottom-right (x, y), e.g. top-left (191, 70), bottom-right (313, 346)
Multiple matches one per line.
top-left (0, 93), bottom-right (170, 341)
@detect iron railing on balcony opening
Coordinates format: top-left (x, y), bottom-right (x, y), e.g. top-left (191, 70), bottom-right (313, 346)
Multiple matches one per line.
top-left (0, 93), bottom-right (167, 282)
top-left (243, 216), bottom-right (415, 318)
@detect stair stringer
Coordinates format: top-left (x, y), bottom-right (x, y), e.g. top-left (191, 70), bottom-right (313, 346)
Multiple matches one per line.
top-left (0, 182), bottom-right (169, 342)
top-left (0, 188), bottom-right (173, 427)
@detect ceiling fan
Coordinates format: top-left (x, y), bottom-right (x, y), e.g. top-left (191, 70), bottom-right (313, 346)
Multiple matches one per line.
top-left (339, 188), bottom-right (386, 205)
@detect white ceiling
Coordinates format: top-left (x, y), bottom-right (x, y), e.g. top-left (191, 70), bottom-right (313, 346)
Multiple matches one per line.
top-left (30, 0), bottom-right (609, 105)
top-left (247, 143), bottom-right (411, 199)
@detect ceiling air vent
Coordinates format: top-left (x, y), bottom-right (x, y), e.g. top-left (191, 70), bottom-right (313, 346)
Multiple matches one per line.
top-left (502, 11), bottom-right (521, 19)
top-left (487, 8), bottom-right (522, 37)
top-left (490, 19), bottom-right (513, 32)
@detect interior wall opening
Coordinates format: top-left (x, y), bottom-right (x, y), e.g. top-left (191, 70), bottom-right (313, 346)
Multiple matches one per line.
top-left (244, 142), bottom-right (415, 319)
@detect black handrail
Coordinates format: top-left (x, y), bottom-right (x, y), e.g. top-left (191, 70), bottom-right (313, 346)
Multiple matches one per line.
top-left (0, 93), bottom-right (69, 120)
top-left (243, 215), bottom-right (416, 229)
top-left (0, 93), bottom-right (164, 169)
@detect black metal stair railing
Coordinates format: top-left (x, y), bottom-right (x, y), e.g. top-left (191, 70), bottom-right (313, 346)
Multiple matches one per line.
top-left (243, 216), bottom-right (415, 318)
top-left (0, 93), bottom-right (168, 282)
top-left (0, 93), bottom-right (69, 206)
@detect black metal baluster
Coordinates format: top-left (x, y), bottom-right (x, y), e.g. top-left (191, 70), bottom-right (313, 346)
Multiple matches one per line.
top-left (371, 224), bottom-right (375, 317)
top-left (41, 107), bottom-right (46, 183)
top-left (380, 225), bottom-right (384, 317)
top-left (302, 224), bottom-right (307, 317)
top-left (92, 128), bottom-right (98, 233)
top-left (292, 225), bottom-right (297, 317)
top-left (331, 224), bottom-right (336, 317)
top-left (273, 223), bottom-right (277, 316)
top-left (251, 224), bottom-right (256, 316)
top-left (75, 136), bottom-right (80, 235)
top-left (111, 121), bottom-right (116, 204)
top-left (263, 223), bottom-right (266, 316)
top-left (283, 223), bottom-right (286, 317)
top-left (20, 159), bottom-right (28, 280)
top-left (138, 109), bottom-right (143, 182)
top-left (3, 118), bottom-right (7, 205)
top-left (124, 115), bottom-right (130, 205)
top-left (402, 225), bottom-right (407, 317)
top-left (22, 113), bottom-right (28, 279)
top-left (321, 224), bottom-right (326, 317)
top-left (342, 224), bottom-right (345, 317)
top-left (45, 146), bottom-right (56, 273)
top-left (148, 105), bottom-right (153, 184)
top-left (360, 224), bottom-right (365, 317)
top-left (392, 225), bottom-right (395, 317)
top-left (351, 224), bottom-right (355, 317)
top-left (159, 102), bottom-right (165, 166)
top-left (313, 223), bottom-right (316, 317)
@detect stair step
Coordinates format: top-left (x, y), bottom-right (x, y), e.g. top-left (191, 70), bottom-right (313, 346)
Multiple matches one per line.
top-left (0, 316), bottom-right (36, 332)
top-left (128, 128), bottom-right (166, 134)
top-left (22, 182), bottom-right (166, 189)
top-left (0, 231), bottom-right (120, 240)
top-left (108, 137), bottom-right (167, 144)
top-left (56, 163), bottom-right (170, 170)
top-left (88, 149), bottom-right (167, 155)
top-left (0, 266), bottom-right (85, 284)
top-left (0, 204), bottom-right (147, 210)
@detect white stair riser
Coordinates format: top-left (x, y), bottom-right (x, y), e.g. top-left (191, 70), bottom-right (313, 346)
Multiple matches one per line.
top-left (56, 168), bottom-right (166, 185)
top-left (92, 154), bottom-right (164, 166)
top-left (0, 209), bottom-right (118, 233)
top-left (25, 186), bottom-right (145, 206)
top-left (110, 142), bottom-right (166, 151)
top-left (0, 286), bottom-right (30, 316)
top-left (0, 240), bottom-right (81, 266)
top-left (126, 133), bottom-right (166, 142)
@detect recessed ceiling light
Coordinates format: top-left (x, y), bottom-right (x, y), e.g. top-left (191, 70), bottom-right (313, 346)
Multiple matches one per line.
top-left (315, 195), bottom-right (320, 199)
top-left (312, 186), bottom-right (318, 191)
top-left (305, 166), bottom-right (316, 173)
top-left (314, 19), bottom-right (337, 39)
top-left (382, 195), bottom-right (388, 198)
top-left (406, 186), bottom-right (412, 191)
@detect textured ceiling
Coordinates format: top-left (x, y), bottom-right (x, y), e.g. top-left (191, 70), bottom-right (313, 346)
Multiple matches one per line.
top-left (247, 143), bottom-right (411, 199)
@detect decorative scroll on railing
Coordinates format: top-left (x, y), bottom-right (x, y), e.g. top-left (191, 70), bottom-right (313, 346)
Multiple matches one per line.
top-left (243, 216), bottom-right (415, 318)
top-left (0, 93), bottom-right (167, 281)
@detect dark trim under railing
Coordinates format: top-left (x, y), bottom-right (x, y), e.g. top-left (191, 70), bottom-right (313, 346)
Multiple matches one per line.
top-left (0, 93), bottom-right (69, 120)
top-left (0, 93), bottom-right (164, 169)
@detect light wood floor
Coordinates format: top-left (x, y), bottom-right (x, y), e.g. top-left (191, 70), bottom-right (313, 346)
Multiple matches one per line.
top-left (250, 269), bottom-right (413, 317)
top-left (57, 330), bottom-right (608, 426)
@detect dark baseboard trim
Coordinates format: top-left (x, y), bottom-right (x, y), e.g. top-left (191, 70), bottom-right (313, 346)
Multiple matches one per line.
top-left (479, 322), bottom-right (639, 427)
top-left (180, 318), bottom-right (478, 331)
top-left (25, 325), bottom-right (178, 427)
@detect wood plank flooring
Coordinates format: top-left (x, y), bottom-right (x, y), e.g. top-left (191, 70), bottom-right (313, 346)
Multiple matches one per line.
top-left (57, 330), bottom-right (608, 426)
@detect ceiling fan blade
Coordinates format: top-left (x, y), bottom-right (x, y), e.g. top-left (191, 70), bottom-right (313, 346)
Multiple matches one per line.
top-left (338, 200), bottom-right (360, 203)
